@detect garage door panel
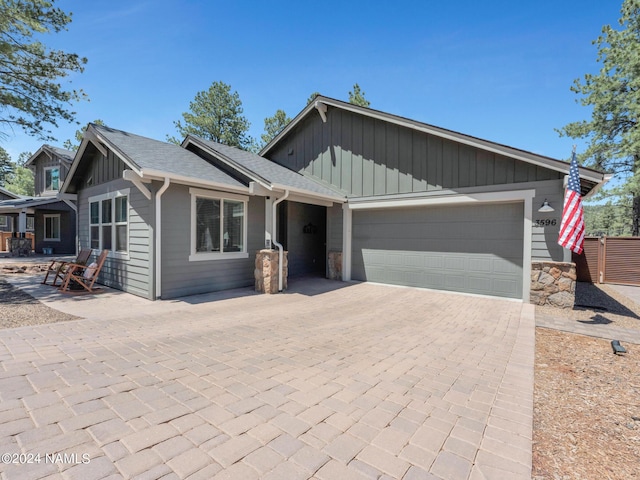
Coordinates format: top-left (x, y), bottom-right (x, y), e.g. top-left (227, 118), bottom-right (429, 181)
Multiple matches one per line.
top-left (352, 203), bottom-right (523, 299)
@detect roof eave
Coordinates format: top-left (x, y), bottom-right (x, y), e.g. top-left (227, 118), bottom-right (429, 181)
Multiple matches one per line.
top-left (270, 183), bottom-right (346, 204)
top-left (183, 136), bottom-right (272, 189)
top-left (140, 168), bottom-right (249, 194)
top-left (260, 96), bottom-right (607, 181)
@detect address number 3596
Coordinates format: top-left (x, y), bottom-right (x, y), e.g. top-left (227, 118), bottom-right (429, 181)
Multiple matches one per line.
top-left (534, 219), bottom-right (557, 227)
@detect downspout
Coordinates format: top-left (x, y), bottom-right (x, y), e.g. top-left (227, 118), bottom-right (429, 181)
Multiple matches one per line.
top-left (155, 178), bottom-right (171, 299)
top-left (272, 190), bottom-right (290, 292)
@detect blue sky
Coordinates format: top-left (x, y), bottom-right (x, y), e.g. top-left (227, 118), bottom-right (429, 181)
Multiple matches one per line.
top-left (2, 0), bottom-right (623, 165)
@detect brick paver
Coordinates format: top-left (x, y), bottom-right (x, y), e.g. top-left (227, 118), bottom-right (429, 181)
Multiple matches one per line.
top-left (0, 278), bottom-right (534, 479)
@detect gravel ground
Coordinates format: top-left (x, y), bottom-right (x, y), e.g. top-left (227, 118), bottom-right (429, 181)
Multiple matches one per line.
top-left (0, 276), bottom-right (79, 329)
top-left (537, 282), bottom-right (640, 330)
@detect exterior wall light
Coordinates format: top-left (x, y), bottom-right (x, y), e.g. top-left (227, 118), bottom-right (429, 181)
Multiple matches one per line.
top-left (538, 200), bottom-right (554, 212)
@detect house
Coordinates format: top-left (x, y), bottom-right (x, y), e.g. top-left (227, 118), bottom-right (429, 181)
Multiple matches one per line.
top-left (261, 97), bottom-right (606, 301)
top-left (60, 97), bottom-right (606, 302)
top-left (0, 145), bottom-right (77, 254)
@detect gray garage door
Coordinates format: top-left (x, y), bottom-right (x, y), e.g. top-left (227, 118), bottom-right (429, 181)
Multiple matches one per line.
top-left (351, 202), bottom-right (524, 299)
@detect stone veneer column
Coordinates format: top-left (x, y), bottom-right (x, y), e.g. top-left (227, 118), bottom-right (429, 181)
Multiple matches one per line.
top-left (530, 261), bottom-right (577, 308)
top-left (327, 251), bottom-right (342, 280)
top-left (254, 249), bottom-right (288, 294)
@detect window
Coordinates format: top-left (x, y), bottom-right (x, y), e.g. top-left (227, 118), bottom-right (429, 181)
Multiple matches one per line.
top-left (89, 190), bottom-right (129, 256)
top-left (26, 217), bottom-right (34, 231)
top-left (0, 215), bottom-right (6, 228)
top-left (189, 188), bottom-right (248, 261)
top-left (44, 167), bottom-right (60, 192)
top-left (44, 214), bottom-right (60, 241)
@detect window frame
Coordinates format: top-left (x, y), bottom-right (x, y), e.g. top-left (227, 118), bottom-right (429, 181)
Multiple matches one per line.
top-left (43, 166), bottom-right (61, 193)
top-left (43, 214), bottom-right (61, 241)
top-left (26, 216), bottom-right (34, 231)
top-left (189, 188), bottom-right (249, 262)
top-left (88, 189), bottom-right (130, 259)
top-left (0, 215), bottom-right (7, 228)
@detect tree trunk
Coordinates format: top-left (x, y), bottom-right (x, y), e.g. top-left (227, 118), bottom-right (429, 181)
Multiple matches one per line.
top-left (633, 194), bottom-right (640, 237)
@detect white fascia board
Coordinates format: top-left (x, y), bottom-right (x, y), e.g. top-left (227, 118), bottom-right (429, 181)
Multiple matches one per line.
top-left (270, 183), bottom-right (346, 204)
top-left (583, 173), bottom-right (613, 200)
top-left (348, 189), bottom-right (536, 210)
top-left (140, 168), bottom-right (249, 194)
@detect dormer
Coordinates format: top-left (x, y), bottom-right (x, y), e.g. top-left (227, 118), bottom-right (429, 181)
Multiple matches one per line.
top-left (24, 145), bottom-right (74, 197)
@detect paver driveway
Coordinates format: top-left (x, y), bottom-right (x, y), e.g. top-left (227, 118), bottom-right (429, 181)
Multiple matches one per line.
top-left (0, 280), bottom-right (534, 479)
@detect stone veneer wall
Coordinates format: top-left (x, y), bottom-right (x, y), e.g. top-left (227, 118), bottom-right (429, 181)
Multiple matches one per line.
top-left (255, 249), bottom-right (288, 294)
top-left (530, 261), bottom-right (576, 308)
top-left (328, 251), bottom-right (342, 280)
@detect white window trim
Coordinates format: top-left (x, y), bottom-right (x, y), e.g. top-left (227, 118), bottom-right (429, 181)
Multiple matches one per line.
top-left (43, 166), bottom-right (61, 193)
top-left (189, 188), bottom-right (249, 262)
top-left (43, 214), bottom-right (61, 241)
top-left (89, 189), bottom-right (130, 260)
top-left (0, 215), bottom-right (7, 228)
top-left (26, 217), bottom-right (34, 231)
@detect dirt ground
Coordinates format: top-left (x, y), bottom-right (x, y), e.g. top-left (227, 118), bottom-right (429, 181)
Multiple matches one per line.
top-left (2, 276), bottom-right (640, 478)
top-left (534, 282), bottom-right (640, 480)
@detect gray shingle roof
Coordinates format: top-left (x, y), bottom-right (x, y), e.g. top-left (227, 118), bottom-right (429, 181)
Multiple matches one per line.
top-left (46, 146), bottom-right (74, 163)
top-left (93, 125), bottom-right (245, 189)
top-left (189, 138), bottom-right (346, 200)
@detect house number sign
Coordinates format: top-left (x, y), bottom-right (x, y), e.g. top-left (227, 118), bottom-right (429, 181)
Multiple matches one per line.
top-left (533, 219), bottom-right (557, 227)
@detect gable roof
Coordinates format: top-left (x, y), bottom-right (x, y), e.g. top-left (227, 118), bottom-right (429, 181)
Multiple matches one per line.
top-left (62, 124), bottom-right (246, 194)
top-left (260, 95), bottom-right (606, 188)
top-left (183, 136), bottom-right (346, 202)
top-left (0, 186), bottom-right (20, 200)
top-left (24, 145), bottom-right (74, 167)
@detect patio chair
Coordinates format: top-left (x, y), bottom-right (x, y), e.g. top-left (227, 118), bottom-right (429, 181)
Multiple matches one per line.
top-left (58, 249), bottom-right (109, 294)
top-left (42, 248), bottom-right (93, 286)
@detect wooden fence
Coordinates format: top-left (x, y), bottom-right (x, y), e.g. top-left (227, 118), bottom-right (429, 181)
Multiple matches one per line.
top-left (573, 236), bottom-right (640, 286)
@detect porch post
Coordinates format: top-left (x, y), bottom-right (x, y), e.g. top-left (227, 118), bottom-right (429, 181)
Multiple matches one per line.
top-left (342, 203), bottom-right (352, 281)
top-left (18, 209), bottom-right (27, 238)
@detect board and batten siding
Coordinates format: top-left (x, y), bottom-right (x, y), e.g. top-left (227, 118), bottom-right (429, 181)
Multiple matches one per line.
top-left (32, 154), bottom-right (71, 196)
top-left (77, 178), bottom-right (153, 299)
top-left (160, 184), bottom-right (264, 299)
top-left (269, 107), bottom-right (563, 197)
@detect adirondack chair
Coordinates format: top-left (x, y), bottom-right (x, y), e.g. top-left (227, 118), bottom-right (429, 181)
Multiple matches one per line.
top-left (58, 249), bottom-right (109, 294)
top-left (42, 248), bottom-right (93, 286)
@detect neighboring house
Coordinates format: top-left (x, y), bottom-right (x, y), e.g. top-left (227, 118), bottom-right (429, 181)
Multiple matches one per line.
top-left (0, 146), bottom-right (76, 254)
top-left (61, 97), bottom-right (606, 302)
top-left (0, 186), bottom-right (21, 234)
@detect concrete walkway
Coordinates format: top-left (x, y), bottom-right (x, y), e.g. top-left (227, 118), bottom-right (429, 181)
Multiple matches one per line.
top-left (0, 276), bottom-right (535, 480)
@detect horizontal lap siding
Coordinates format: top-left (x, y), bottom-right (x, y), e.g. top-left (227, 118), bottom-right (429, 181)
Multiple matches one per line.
top-left (78, 178), bottom-right (152, 299)
top-left (268, 108), bottom-right (563, 197)
top-left (160, 184), bottom-right (264, 299)
top-left (530, 179), bottom-right (566, 262)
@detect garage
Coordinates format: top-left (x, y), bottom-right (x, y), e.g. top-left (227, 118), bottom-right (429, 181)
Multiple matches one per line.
top-left (351, 202), bottom-right (524, 299)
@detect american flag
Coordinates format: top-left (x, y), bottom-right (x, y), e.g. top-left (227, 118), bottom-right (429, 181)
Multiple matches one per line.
top-left (557, 149), bottom-right (585, 254)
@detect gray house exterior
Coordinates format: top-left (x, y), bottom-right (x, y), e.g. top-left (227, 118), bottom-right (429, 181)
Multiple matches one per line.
top-left (62, 124), bottom-right (342, 300)
top-left (261, 97), bottom-right (606, 300)
top-left (61, 98), bottom-right (605, 302)
top-left (0, 146), bottom-right (76, 254)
